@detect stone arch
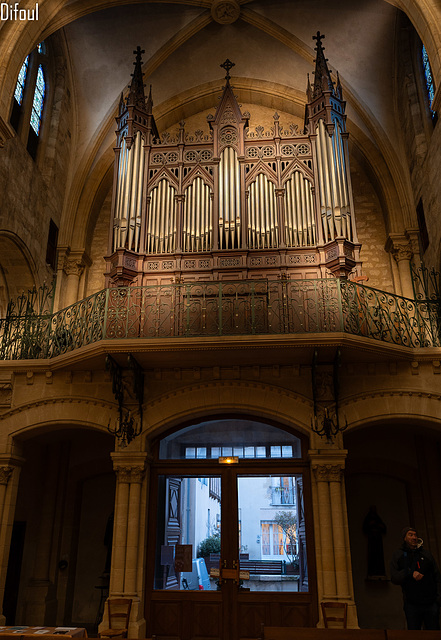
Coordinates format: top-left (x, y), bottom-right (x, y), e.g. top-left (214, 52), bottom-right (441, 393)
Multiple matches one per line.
top-left (341, 389), bottom-right (441, 434)
top-left (0, 232), bottom-right (37, 315)
top-left (343, 417), bottom-right (441, 628)
top-left (2, 397), bottom-right (116, 448)
top-left (142, 379), bottom-right (314, 446)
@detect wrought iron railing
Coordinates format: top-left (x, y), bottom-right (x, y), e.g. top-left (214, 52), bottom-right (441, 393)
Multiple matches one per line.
top-left (0, 278), bottom-right (440, 360)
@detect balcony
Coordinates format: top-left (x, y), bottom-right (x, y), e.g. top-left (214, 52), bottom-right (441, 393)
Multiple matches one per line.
top-left (0, 278), bottom-right (440, 360)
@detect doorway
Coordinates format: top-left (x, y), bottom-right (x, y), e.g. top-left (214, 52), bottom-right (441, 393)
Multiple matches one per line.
top-left (146, 419), bottom-right (317, 640)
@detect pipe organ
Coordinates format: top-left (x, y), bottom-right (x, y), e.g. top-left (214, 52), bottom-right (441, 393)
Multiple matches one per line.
top-left (106, 38), bottom-right (361, 287)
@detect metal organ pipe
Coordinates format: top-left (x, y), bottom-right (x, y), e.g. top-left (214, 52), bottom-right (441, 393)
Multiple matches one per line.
top-left (318, 120), bottom-right (334, 240)
top-left (247, 174), bottom-right (278, 249)
top-left (146, 179), bottom-right (177, 254)
top-left (219, 147), bottom-right (241, 249)
top-left (113, 132), bottom-right (146, 252)
top-left (128, 133), bottom-right (141, 250)
top-left (315, 119), bottom-right (352, 242)
top-left (333, 121), bottom-right (351, 240)
top-left (135, 138), bottom-right (145, 251)
top-left (284, 172), bottom-right (314, 247)
top-left (183, 177), bottom-right (212, 252)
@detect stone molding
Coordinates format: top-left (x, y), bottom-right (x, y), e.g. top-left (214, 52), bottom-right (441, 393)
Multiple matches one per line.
top-left (1, 396), bottom-right (113, 420)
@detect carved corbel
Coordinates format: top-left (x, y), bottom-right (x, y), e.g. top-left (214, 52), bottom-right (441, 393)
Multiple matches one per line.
top-left (0, 466), bottom-right (13, 485)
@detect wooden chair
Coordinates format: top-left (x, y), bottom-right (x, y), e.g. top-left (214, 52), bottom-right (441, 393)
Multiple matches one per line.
top-left (99, 598), bottom-right (132, 638)
top-left (321, 601), bottom-right (348, 629)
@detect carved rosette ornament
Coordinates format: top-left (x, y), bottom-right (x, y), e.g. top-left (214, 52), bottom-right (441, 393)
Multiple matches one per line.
top-left (0, 466), bottom-right (13, 485)
top-left (211, 0), bottom-right (240, 24)
top-left (312, 463), bottom-right (343, 482)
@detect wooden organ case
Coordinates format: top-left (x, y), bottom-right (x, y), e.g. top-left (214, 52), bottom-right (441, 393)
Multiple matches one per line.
top-left (105, 36), bottom-right (362, 288)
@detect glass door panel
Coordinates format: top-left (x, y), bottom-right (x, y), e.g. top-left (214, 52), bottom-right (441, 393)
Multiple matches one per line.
top-left (237, 474), bottom-right (308, 592)
top-left (154, 475), bottom-right (221, 591)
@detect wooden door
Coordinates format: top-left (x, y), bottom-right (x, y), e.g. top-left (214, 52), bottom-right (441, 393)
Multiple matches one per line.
top-left (147, 462), bottom-right (317, 640)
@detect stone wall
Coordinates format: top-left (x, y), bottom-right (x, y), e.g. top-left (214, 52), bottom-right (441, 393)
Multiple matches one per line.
top-left (0, 33), bottom-right (73, 297)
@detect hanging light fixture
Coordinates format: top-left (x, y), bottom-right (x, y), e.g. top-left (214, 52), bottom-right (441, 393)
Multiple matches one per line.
top-left (311, 348), bottom-right (348, 443)
top-left (311, 406), bottom-right (347, 443)
top-left (106, 354), bottom-right (144, 447)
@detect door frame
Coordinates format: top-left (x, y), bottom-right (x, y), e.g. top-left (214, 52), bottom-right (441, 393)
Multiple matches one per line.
top-left (145, 446), bottom-right (318, 639)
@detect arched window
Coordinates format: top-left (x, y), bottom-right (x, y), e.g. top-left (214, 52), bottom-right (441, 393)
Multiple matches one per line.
top-left (10, 42), bottom-right (48, 158)
top-left (422, 44), bottom-right (436, 121)
top-left (30, 65), bottom-right (45, 135)
top-left (14, 55), bottom-right (29, 106)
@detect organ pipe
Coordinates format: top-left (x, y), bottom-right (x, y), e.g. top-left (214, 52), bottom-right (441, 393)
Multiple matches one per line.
top-left (315, 119), bottom-right (352, 242)
top-left (247, 174), bottom-right (278, 250)
top-left (284, 172), bottom-right (315, 247)
top-left (146, 179), bottom-right (177, 254)
top-left (183, 177), bottom-right (212, 252)
top-left (219, 147), bottom-right (241, 249)
top-left (113, 132), bottom-right (145, 252)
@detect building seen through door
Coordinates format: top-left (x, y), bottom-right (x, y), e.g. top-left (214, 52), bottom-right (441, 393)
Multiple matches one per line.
top-left (147, 419), bottom-right (316, 640)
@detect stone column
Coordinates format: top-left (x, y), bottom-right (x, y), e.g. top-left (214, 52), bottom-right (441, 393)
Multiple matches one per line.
top-left (101, 453), bottom-right (148, 638)
top-left (309, 450), bottom-right (358, 628)
top-left (0, 457), bottom-right (24, 624)
top-left (391, 243), bottom-right (414, 299)
top-left (62, 257), bottom-right (85, 308)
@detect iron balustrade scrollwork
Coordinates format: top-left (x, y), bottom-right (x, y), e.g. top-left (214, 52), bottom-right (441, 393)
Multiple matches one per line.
top-left (0, 279), bottom-right (440, 359)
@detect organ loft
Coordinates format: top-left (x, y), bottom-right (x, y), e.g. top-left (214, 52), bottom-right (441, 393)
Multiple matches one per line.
top-left (105, 33), bottom-right (361, 287)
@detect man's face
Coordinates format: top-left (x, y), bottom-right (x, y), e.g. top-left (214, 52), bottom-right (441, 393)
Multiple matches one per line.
top-left (404, 530), bottom-right (418, 549)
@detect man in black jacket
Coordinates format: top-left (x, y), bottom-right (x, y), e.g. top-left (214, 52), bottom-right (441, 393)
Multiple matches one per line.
top-left (390, 526), bottom-right (441, 630)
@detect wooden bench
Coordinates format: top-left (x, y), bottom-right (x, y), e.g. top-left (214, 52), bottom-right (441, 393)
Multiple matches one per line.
top-left (261, 628), bottom-right (387, 640)
top-left (386, 632), bottom-right (441, 640)
top-left (205, 554), bottom-right (286, 576)
top-left (241, 560), bottom-right (284, 575)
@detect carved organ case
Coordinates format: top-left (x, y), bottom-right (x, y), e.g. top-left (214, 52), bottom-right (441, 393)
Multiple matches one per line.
top-left (106, 37), bottom-right (361, 287)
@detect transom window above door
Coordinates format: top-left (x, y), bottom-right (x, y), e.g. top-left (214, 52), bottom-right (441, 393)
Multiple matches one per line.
top-left (158, 419), bottom-right (302, 460)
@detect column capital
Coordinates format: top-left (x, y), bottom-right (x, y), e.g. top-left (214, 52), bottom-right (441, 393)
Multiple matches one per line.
top-left (112, 452), bottom-right (148, 483)
top-left (309, 450), bottom-right (347, 482)
top-left (391, 243), bottom-right (413, 263)
top-left (311, 463), bottom-right (343, 482)
top-left (385, 234), bottom-right (414, 263)
top-left (63, 257), bottom-right (85, 278)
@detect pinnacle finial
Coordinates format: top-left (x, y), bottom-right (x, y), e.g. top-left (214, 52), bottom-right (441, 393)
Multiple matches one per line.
top-left (311, 31), bottom-right (335, 99)
top-left (127, 45), bottom-right (147, 110)
top-left (220, 58), bottom-right (235, 81)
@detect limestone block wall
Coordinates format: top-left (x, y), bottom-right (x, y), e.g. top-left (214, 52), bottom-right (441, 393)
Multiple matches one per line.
top-left (0, 33), bottom-right (73, 294)
top-left (395, 17), bottom-right (441, 272)
top-left (349, 156), bottom-right (394, 292)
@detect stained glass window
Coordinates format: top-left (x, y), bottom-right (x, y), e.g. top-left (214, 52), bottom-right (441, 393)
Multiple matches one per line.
top-left (37, 41), bottom-right (45, 54)
top-left (14, 55), bottom-right (29, 105)
top-left (30, 65), bottom-right (45, 135)
top-left (422, 45), bottom-right (435, 117)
